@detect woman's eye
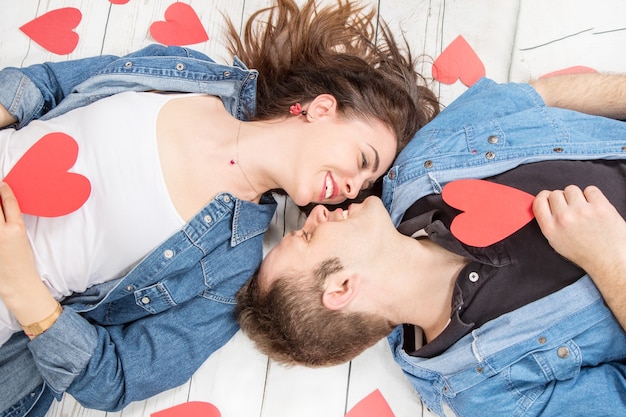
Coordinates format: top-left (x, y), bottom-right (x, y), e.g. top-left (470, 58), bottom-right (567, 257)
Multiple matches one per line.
top-left (361, 152), bottom-right (369, 169)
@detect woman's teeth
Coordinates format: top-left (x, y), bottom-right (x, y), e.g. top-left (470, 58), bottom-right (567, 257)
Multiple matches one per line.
top-left (325, 176), bottom-right (334, 199)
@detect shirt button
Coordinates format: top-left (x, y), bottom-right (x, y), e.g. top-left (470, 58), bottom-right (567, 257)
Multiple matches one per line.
top-left (223, 195), bottom-right (231, 203)
top-left (248, 73), bottom-right (256, 80)
top-left (141, 296), bottom-right (151, 305)
top-left (175, 63), bottom-right (185, 71)
top-left (553, 147), bottom-right (564, 153)
top-left (124, 61), bottom-right (133, 68)
top-left (388, 171), bottom-right (395, 180)
top-left (538, 336), bottom-right (547, 344)
top-left (163, 249), bottom-right (174, 259)
top-left (487, 135), bottom-right (499, 144)
top-left (557, 346), bottom-right (570, 359)
top-left (204, 215), bottom-right (212, 223)
top-left (485, 151), bottom-right (495, 160)
top-left (223, 71), bottom-right (231, 77)
top-left (125, 285), bottom-right (134, 292)
top-left (423, 160), bottom-right (433, 169)
top-left (468, 271), bottom-right (479, 282)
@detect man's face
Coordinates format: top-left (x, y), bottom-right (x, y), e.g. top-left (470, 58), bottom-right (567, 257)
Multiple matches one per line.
top-left (259, 196), bottom-right (394, 289)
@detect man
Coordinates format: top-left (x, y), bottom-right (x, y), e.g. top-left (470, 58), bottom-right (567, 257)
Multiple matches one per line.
top-left (236, 75), bottom-right (626, 416)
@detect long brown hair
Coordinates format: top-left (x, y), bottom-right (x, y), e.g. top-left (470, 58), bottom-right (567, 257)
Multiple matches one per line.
top-left (225, 0), bottom-right (439, 151)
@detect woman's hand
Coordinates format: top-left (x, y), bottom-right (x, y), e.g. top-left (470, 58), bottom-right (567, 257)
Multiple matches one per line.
top-left (533, 185), bottom-right (626, 329)
top-left (0, 182), bottom-right (59, 330)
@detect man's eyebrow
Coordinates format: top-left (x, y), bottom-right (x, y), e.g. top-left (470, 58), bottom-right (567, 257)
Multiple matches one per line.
top-left (369, 144), bottom-right (380, 172)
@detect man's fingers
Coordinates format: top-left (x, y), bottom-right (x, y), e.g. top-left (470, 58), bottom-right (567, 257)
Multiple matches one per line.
top-left (0, 182), bottom-right (22, 223)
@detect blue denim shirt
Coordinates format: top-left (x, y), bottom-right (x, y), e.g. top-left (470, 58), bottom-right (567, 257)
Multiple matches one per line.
top-left (383, 77), bottom-right (626, 225)
top-left (0, 45), bottom-right (277, 414)
top-left (384, 79), bottom-right (626, 416)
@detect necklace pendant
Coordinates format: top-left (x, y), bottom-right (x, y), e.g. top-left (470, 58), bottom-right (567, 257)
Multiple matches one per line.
top-left (230, 159), bottom-right (236, 165)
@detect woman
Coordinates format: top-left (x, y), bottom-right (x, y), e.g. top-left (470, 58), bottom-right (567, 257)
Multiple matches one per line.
top-left (0, 0), bottom-right (439, 416)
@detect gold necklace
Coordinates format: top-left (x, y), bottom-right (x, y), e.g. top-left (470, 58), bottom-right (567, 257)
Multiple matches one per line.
top-left (229, 121), bottom-right (260, 197)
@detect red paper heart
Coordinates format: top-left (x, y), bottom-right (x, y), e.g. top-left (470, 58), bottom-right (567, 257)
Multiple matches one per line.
top-left (345, 390), bottom-right (395, 417)
top-left (109, 0), bottom-right (130, 4)
top-left (151, 402), bottom-right (220, 417)
top-left (442, 179), bottom-right (535, 247)
top-left (4, 133), bottom-right (91, 217)
top-left (19, 8), bottom-right (81, 55)
top-left (150, 3), bottom-right (209, 46)
top-left (540, 66), bottom-right (598, 79)
top-left (432, 35), bottom-right (485, 87)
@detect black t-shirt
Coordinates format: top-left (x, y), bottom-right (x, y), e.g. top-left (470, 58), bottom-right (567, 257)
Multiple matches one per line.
top-left (398, 159), bottom-right (626, 358)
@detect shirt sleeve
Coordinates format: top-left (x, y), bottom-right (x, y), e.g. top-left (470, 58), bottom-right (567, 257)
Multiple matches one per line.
top-left (28, 298), bottom-right (239, 411)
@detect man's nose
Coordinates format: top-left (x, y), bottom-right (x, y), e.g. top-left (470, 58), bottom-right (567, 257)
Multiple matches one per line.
top-left (303, 205), bottom-right (329, 230)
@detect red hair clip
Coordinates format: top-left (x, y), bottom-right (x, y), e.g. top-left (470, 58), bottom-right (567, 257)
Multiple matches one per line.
top-left (289, 103), bottom-right (307, 116)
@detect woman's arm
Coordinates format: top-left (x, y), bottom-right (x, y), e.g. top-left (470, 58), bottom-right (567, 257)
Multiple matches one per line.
top-left (0, 182), bottom-right (59, 329)
top-left (530, 73), bottom-right (626, 119)
top-left (533, 185), bottom-right (626, 330)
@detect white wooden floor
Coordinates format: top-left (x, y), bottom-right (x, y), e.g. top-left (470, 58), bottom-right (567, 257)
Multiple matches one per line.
top-left (1, 1), bottom-right (626, 416)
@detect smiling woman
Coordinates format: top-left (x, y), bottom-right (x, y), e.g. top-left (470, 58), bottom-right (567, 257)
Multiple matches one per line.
top-left (0, 1), bottom-right (439, 416)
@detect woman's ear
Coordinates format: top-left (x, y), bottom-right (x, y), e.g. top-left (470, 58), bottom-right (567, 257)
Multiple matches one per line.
top-left (321, 270), bottom-right (361, 311)
top-left (306, 94), bottom-right (338, 120)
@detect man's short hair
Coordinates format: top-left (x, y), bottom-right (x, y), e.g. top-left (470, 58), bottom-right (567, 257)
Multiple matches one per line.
top-left (236, 257), bottom-right (395, 367)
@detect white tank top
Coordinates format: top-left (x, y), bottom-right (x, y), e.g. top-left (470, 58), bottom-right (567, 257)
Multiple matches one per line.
top-left (0, 91), bottom-right (187, 345)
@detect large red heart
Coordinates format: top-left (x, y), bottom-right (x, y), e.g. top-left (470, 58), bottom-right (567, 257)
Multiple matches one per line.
top-left (432, 35), bottom-right (485, 87)
top-left (345, 389), bottom-right (395, 417)
top-left (442, 179), bottom-right (535, 247)
top-left (151, 402), bottom-right (220, 417)
top-left (150, 3), bottom-right (209, 46)
top-left (19, 8), bottom-right (81, 55)
top-left (4, 133), bottom-right (91, 217)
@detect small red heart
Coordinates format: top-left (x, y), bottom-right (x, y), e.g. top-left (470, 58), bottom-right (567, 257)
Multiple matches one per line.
top-left (540, 66), bottom-right (598, 79)
top-left (4, 133), bottom-right (91, 217)
top-left (109, 0), bottom-right (130, 4)
top-left (432, 35), bottom-right (485, 87)
top-left (150, 3), bottom-right (209, 46)
top-left (442, 179), bottom-right (535, 247)
top-left (151, 402), bottom-right (220, 417)
top-left (345, 390), bottom-right (395, 417)
top-left (19, 8), bottom-right (81, 55)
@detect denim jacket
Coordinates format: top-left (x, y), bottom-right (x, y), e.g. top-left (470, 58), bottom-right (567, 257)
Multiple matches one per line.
top-left (384, 79), bottom-right (626, 416)
top-left (383, 77), bottom-right (626, 225)
top-left (0, 45), bottom-right (277, 415)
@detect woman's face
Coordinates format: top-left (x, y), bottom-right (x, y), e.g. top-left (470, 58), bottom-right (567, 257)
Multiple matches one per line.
top-left (287, 116), bottom-right (397, 206)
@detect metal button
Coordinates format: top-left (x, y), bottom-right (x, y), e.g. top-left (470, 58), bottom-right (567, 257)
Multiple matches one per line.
top-left (485, 151), bottom-right (495, 160)
top-left (163, 249), bottom-right (174, 259)
top-left (557, 346), bottom-right (570, 359)
top-left (124, 61), bottom-right (133, 67)
top-left (223, 195), bottom-right (231, 203)
top-left (553, 147), bottom-right (564, 153)
top-left (487, 135), bottom-right (499, 144)
top-left (248, 73), bottom-right (256, 80)
top-left (424, 160), bottom-right (433, 169)
top-left (175, 63), bottom-right (185, 71)
top-left (388, 171), bottom-right (395, 180)
top-left (125, 285), bottom-right (134, 292)
top-left (204, 215), bottom-right (212, 223)
top-left (223, 71), bottom-right (231, 77)
top-left (538, 336), bottom-right (547, 344)
top-left (622, 146), bottom-right (626, 151)
top-left (476, 366), bottom-right (483, 373)
top-left (141, 296), bottom-right (151, 305)
top-left (468, 271), bottom-right (479, 282)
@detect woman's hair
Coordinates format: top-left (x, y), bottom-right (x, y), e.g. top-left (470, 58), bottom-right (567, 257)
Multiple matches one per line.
top-left (236, 257), bottom-right (395, 367)
top-left (225, 0), bottom-right (439, 152)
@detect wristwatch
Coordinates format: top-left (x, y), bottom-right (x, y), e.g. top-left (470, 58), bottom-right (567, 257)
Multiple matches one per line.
top-left (21, 302), bottom-right (63, 338)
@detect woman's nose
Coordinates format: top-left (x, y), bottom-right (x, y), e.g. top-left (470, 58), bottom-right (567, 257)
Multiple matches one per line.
top-left (345, 177), bottom-right (363, 199)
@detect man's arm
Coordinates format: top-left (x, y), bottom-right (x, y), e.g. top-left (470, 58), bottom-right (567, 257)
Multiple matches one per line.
top-left (530, 73), bottom-right (626, 119)
top-left (533, 185), bottom-right (626, 330)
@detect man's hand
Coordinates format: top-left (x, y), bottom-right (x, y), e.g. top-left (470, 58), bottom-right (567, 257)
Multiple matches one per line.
top-left (533, 185), bottom-right (626, 329)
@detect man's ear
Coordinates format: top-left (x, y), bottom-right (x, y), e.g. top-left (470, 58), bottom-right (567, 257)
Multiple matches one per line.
top-left (322, 270), bottom-right (361, 311)
top-left (306, 94), bottom-right (337, 120)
